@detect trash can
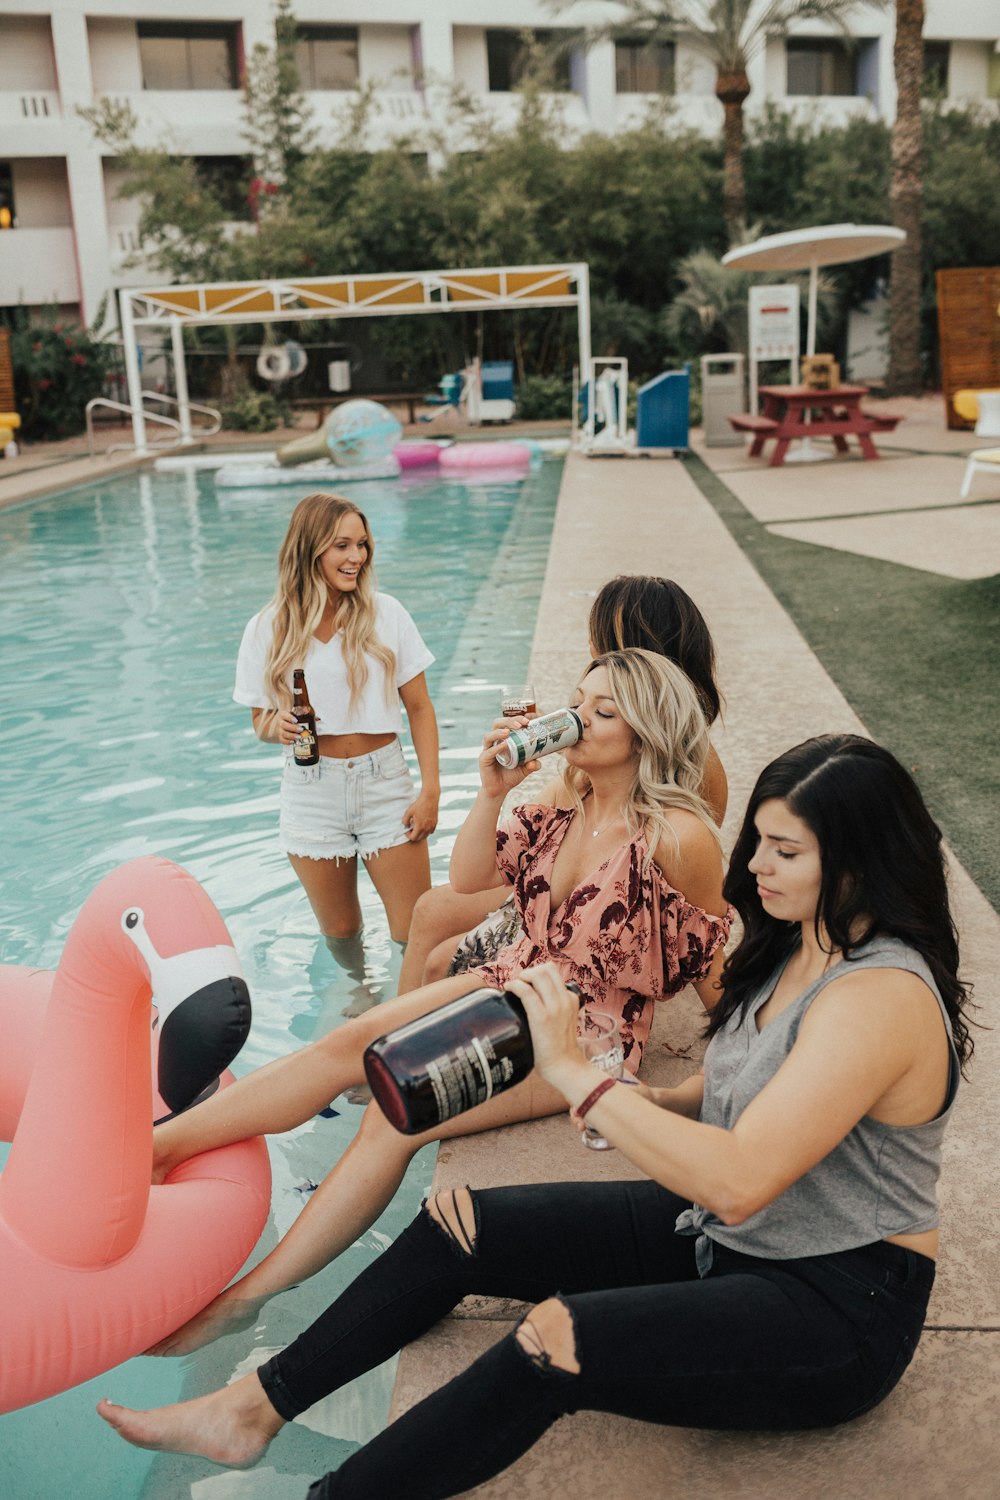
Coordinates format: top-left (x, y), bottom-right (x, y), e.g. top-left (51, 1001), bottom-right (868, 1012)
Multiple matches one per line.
top-left (635, 368), bottom-right (689, 451)
top-left (700, 354), bottom-right (745, 447)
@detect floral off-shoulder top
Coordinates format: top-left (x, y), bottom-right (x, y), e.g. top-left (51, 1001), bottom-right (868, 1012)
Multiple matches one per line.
top-left (470, 803), bottom-right (734, 1073)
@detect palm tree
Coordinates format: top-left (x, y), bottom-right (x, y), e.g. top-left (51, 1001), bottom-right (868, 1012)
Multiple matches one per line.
top-left (886, 0), bottom-right (924, 394)
top-left (559, 1), bottom-right (877, 240)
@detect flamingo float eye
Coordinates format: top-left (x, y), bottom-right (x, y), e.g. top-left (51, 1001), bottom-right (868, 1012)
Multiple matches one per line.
top-left (122, 909), bottom-right (143, 932)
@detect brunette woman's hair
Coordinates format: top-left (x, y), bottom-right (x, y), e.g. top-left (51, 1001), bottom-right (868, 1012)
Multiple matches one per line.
top-left (588, 575), bottom-right (722, 724)
top-left (260, 492), bottom-right (395, 720)
top-left (708, 734), bottom-right (974, 1069)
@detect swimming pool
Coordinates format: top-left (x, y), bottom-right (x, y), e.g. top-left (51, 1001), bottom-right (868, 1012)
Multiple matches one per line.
top-left (0, 457), bottom-right (560, 1499)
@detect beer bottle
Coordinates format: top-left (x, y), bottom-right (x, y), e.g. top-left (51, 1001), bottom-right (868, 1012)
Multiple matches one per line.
top-left (291, 669), bottom-right (319, 766)
top-left (364, 983), bottom-right (584, 1135)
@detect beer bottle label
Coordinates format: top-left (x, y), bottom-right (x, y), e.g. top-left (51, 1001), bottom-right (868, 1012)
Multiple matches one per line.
top-left (294, 725), bottom-right (317, 762)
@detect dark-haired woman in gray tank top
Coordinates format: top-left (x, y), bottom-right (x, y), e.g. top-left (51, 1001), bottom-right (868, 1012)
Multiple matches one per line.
top-left (97, 735), bottom-right (974, 1500)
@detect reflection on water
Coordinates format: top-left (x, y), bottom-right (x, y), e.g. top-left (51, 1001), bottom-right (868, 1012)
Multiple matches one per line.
top-left (0, 459), bottom-right (559, 1499)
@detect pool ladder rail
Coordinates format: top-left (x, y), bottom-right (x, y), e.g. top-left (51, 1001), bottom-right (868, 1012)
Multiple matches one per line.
top-left (86, 391), bottom-right (222, 458)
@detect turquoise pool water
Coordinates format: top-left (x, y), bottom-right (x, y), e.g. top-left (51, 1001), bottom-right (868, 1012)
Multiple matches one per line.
top-left (0, 457), bottom-right (560, 1499)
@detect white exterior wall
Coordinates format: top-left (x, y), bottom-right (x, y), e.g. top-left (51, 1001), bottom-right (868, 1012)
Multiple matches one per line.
top-left (0, 0), bottom-right (997, 325)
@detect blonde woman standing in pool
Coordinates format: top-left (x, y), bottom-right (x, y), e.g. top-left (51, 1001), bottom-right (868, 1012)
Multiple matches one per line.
top-left (235, 492), bottom-right (440, 943)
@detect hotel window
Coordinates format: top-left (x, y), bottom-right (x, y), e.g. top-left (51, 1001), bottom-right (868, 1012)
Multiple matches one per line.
top-left (615, 38), bottom-right (675, 93)
top-left (786, 38), bottom-right (857, 96)
top-left (138, 23), bottom-right (239, 91)
top-left (295, 26), bottom-right (359, 91)
top-left (486, 30), bottom-right (571, 92)
top-left (923, 41), bottom-right (950, 96)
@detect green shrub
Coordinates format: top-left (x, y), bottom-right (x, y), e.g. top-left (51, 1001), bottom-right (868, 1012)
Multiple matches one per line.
top-left (10, 306), bottom-right (119, 441)
top-left (515, 374), bottom-right (573, 421)
top-left (220, 387), bottom-right (291, 431)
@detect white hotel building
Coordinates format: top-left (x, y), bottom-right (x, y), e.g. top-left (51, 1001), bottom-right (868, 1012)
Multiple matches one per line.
top-left (1, 0), bottom-right (998, 328)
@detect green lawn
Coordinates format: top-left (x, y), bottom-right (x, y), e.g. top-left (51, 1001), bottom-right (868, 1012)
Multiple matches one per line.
top-left (684, 452), bottom-right (1000, 915)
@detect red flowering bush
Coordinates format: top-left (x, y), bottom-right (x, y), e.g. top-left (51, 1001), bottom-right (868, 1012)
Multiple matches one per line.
top-left (9, 306), bottom-right (120, 440)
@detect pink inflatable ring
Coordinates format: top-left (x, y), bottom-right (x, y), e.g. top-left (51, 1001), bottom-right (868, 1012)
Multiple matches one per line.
top-left (438, 441), bottom-right (531, 471)
top-left (393, 440), bottom-right (444, 469)
top-left (0, 856), bottom-right (271, 1413)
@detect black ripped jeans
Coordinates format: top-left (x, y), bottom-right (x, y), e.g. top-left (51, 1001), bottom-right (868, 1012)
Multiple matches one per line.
top-left (257, 1181), bottom-right (934, 1500)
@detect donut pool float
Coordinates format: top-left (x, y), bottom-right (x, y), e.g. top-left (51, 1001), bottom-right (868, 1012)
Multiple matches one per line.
top-left (438, 441), bottom-right (531, 471)
top-left (394, 440), bottom-right (445, 469)
top-left (0, 856), bottom-right (271, 1413)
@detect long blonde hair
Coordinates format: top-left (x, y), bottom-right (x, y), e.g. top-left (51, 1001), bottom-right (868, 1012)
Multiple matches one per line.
top-left (560, 648), bottom-right (720, 868)
top-left (262, 492), bottom-right (396, 716)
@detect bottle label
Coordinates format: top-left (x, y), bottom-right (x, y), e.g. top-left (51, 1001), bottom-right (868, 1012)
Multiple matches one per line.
top-left (426, 1037), bottom-right (517, 1122)
top-left (293, 725), bottom-right (317, 762)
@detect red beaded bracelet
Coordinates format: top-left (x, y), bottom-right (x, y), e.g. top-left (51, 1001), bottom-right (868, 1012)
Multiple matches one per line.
top-left (575, 1076), bottom-right (617, 1121)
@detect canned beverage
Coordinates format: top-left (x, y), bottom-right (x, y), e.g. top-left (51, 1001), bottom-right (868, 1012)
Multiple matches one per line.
top-left (494, 708), bottom-right (583, 769)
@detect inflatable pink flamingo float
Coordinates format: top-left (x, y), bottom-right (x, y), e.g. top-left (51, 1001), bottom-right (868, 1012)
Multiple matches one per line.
top-left (0, 856), bottom-right (271, 1413)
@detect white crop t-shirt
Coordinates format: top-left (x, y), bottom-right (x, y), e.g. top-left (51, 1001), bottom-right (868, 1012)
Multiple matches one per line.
top-left (234, 593), bottom-right (435, 736)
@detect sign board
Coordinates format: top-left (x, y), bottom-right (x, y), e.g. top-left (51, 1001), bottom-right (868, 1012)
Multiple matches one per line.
top-left (748, 283), bottom-right (800, 412)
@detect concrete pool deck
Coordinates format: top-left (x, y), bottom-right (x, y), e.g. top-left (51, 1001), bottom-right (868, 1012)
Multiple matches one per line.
top-left (392, 434), bottom-right (1000, 1497)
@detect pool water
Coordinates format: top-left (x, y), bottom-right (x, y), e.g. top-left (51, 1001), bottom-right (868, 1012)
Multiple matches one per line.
top-left (0, 457), bottom-right (560, 1500)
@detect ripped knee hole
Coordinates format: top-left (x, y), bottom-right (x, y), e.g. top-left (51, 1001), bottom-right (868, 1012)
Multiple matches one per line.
top-left (516, 1298), bottom-right (580, 1376)
top-left (425, 1187), bottom-right (477, 1255)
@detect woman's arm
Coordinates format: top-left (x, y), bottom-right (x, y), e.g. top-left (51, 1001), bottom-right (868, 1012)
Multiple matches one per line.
top-left (702, 744), bottom-right (729, 826)
top-left (398, 673), bottom-right (440, 843)
top-left (652, 813), bottom-right (730, 1011)
top-left (449, 719), bottom-right (541, 893)
top-left (449, 788), bottom-right (508, 894)
top-left (512, 965), bottom-right (935, 1226)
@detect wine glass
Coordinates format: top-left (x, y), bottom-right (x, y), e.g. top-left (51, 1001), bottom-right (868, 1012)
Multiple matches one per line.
top-left (576, 1012), bottom-right (625, 1151)
top-left (500, 684), bottom-right (537, 719)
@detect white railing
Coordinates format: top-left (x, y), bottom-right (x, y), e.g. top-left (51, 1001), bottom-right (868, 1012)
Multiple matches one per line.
top-left (141, 390), bottom-right (222, 438)
top-left (85, 392), bottom-right (221, 457)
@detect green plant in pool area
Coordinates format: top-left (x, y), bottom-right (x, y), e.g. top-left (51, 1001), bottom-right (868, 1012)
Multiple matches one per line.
top-left (220, 385), bottom-right (292, 432)
top-left (515, 374), bottom-right (574, 421)
top-left (9, 304), bottom-right (119, 441)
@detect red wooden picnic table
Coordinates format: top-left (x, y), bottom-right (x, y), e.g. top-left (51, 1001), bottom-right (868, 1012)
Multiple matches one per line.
top-left (729, 384), bottom-right (900, 466)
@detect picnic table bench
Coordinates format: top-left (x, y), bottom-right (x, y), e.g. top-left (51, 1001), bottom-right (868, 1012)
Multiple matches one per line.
top-left (729, 385), bottom-right (902, 466)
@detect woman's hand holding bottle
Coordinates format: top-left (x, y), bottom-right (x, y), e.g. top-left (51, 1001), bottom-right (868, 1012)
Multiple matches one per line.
top-left (506, 965), bottom-right (596, 1099)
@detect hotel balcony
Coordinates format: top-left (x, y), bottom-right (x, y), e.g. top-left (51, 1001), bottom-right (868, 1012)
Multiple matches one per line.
top-left (0, 91), bottom-right (66, 155)
top-left (0, 226), bottom-right (79, 307)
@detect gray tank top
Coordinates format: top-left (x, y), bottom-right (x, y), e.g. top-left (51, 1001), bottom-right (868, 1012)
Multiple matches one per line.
top-left (675, 936), bottom-right (960, 1271)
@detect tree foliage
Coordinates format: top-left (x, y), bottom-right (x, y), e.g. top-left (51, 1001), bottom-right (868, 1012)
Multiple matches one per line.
top-left (80, 7), bottom-right (1000, 396)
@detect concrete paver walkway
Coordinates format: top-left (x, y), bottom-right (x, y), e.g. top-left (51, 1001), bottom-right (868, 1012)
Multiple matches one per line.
top-left (391, 445), bottom-right (1000, 1498)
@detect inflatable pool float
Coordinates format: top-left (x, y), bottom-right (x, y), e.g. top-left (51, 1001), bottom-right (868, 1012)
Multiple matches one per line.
top-left (394, 440), bottom-right (448, 469)
top-left (0, 856), bottom-right (271, 1413)
top-left (438, 441), bottom-right (531, 471)
top-left (214, 456), bottom-right (401, 488)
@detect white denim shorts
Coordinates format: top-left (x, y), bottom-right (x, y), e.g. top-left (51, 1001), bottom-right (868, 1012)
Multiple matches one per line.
top-left (279, 738), bottom-right (415, 861)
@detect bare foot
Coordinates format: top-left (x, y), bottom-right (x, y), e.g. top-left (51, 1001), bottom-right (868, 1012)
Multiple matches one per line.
top-left (145, 1290), bottom-right (268, 1356)
top-left (96, 1374), bottom-right (284, 1464)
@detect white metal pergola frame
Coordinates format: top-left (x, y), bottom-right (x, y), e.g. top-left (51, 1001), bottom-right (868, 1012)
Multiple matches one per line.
top-left (119, 262), bottom-right (591, 454)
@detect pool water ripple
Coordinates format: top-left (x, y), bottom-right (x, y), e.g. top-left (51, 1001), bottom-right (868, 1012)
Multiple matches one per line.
top-left (0, 459), bottom-right (559, 1499)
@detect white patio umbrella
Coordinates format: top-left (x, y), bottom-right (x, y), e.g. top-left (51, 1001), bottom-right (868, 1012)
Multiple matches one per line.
top-left (722, 223), bottom-right (905, 461)
top-left (722, 222), bottom-right (906, 357)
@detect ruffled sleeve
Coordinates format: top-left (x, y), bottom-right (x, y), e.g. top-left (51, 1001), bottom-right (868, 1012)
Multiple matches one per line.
top-left (656, 873), bottom-right (735, 992)
top-left (495, 805), bottom-right (555, 887)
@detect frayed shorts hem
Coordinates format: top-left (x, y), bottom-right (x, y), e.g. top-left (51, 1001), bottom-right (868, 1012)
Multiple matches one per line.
top-left (283, 827), bottom-right (412, 863)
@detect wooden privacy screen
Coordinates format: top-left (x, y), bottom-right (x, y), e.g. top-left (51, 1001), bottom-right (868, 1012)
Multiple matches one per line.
top-left (0, 328), bottom-right (14, 412)
top-left (936, 267), bottom-right (1000, 429)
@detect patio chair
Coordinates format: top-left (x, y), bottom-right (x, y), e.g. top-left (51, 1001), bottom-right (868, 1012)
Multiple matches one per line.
top-left (959, 448), bottom-right (1000, 499)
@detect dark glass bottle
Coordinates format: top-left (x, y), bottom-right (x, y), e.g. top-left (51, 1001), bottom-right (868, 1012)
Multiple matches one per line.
top-left (364, 983), bottom-right (583, 1135)
top-left (291, 668), bottom-right (319, 765)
